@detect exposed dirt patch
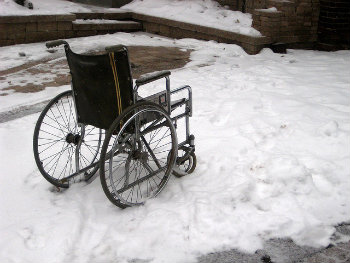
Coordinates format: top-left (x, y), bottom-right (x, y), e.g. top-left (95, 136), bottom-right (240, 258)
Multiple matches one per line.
top-left (128, 46), bottom-right (191, 78)
top-left (0, 46), bottom-right (191, 94)
top-left (0, 55), bottom-right (60, 77)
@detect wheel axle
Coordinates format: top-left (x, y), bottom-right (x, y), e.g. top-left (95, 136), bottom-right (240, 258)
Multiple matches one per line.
top-left (66, 133), bottom-right (81, 145)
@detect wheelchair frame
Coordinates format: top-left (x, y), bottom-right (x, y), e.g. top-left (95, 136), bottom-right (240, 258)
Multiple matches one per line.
top-left (33, 40), bottom-right (196, 208)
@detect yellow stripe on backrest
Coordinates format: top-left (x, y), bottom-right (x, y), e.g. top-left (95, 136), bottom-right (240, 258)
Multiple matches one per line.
top-left (109, 52), bottom-right (122, 115)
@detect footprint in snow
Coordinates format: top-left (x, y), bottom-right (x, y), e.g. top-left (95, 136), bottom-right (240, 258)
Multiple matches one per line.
top-left (18, 227), bottom-right (46, 250)
top-left (318, 120), bottom-right (339, 137)
top-left (211, 113), bottom-right (231, 127)
top-left (23, 170), bottom-right (42, 188)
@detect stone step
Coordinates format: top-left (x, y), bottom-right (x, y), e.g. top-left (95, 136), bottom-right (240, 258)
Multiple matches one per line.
top-left (72, 19), bottom-right (142, 31)
top-left (74, 11), bottom-right (132, 20)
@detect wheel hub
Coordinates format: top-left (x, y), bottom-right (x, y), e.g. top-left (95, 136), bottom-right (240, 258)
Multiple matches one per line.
top-left (65, 133), bottom-right (81, 145)
top-left (132, 150), bottom-right (148, 162)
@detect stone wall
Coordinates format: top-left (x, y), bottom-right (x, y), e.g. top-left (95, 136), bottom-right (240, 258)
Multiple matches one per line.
top-left (0, 15), bottom-right (75, 46)
top-left (252, 0), bottom-right (320, 48)
top-left (246, 0), bottom-right (267, 13)
top-left (217, 0), bottom-right (267, 12)
top-left (132, 13), bottom-right (271, 54)
top-left (0, 13), bottom-right (139, 47)
top-left (216, 0), bottom-right (251, 12)
top-left (317, 0), bottom-right (350, 50)
top-left (0, 11), bottom-right (272, 54)
top-left (216, 0), bottom-right (239, 11)
top-left (218, 0), bottom-right (348, 51)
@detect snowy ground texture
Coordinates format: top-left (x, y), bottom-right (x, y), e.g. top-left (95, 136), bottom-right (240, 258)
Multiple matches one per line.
top-left (0, 32), bottom-right (350, 263)
top-left (0, 0), bottom-right (92, 15)
top-left (122, 0), bottom-right (260, 36)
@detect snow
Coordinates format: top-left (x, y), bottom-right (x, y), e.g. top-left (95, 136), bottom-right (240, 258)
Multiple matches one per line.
top-left (122, 0), bottom-right (261, 36)
top-left (256, 7), bottom-right (279, 13)
top-left (74, 19), bottom-right (130, 24)
top-left (0, 32), bottom-right (350, 263)
top-left (0, 0), bottom-right (92, 15)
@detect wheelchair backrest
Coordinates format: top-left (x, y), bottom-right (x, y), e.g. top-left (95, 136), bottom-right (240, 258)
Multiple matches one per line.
top-left (65, 46), bottom-right (133, 130)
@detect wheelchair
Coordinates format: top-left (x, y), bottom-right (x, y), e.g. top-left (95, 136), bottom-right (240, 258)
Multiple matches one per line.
top-left (33, 40), bottom-right (196, 208)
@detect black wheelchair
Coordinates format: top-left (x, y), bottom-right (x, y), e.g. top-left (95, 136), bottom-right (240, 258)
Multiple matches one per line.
top-left (33, 40), bottom-right (196, 208)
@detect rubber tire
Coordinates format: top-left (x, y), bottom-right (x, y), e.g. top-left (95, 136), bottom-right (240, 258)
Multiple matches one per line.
top-left (173, 149), bottom-right (197, 178)
top-left (33, 90), bottom-right (102, 188)
top-left (99, 101), bottom-right (177, 208)
top-left (33, 90), bottom-right (73, 188)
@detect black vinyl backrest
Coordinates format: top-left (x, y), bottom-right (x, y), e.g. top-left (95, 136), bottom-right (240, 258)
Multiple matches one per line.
top-left (65, 46), bottom-right (133, 130)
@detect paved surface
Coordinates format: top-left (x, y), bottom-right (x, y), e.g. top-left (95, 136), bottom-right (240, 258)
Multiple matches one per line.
top-left (198, 224), bottom-right (350, 263)
top-left (1, 45), bottom-right (349, 263)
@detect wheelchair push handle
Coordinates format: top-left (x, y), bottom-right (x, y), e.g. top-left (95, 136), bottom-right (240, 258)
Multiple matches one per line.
top-left (105, 44), bottom-right (127, 53)
top-left (46, 40), bottom-right (69, 49)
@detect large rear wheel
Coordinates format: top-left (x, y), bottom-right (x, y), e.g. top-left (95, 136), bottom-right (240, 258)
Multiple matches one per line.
top-left (100, 101), bottom-right (177, 208)
top-left (33, 90), bottom-right (103, 188)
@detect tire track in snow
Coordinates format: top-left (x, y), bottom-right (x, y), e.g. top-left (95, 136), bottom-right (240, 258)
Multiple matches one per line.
top-left (0, 100), bottom-right (49, 123)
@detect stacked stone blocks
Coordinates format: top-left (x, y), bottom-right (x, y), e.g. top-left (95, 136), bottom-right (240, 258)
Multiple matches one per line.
top-left (0, 10), bottom-right (270, 54)
top-left (0, 15), bottom-right (75, 46)
top-left (252, 0), bottom-right (320, 48)
top-left (317, 0), bottom-right (350, 50)
top-left (0, 12), bottom-right (139, 47)
top-left (246, 0), bottom-right (267, 13)
top-left (132, 13), bottom-right (271, 54)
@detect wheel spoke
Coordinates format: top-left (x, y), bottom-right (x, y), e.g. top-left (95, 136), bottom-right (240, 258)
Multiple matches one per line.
top-left (141, 135), bottom-right (161, 168)
top-left (34, 91), bottom-right (103, 187)
top-left (47, 109), bottom-right (70, 134)
top-left (117, 166), bottom-right (167, 194)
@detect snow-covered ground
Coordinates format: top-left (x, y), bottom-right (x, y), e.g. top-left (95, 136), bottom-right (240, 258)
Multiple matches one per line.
top-left (0, 32), bottom-right (350, 263)
top-left (123, 0), bottom-right (260, 36)
top-left (0, 0), bottom-right (94, 14)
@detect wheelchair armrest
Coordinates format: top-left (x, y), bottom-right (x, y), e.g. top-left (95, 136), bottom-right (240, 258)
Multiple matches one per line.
top-left (170, 85), bottom-right (193, 117)
top-left (136, 70), bottom-right (171, 86)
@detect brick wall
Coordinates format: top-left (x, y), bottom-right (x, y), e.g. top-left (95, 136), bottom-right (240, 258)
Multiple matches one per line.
top-left (252, 0), bottom-right (320, 48)
top-left (216, 0), bottom-right (239, 10)
top-left (0, 15), bottom-right (75, 46)
top-left (317, 0), bottom-right (350, 50)
top-left (217, 0), bottom-right (259, 12)
top-left (246, 0), bottom-right (267, 13)
top-left (133, 13), bottom-right (271, 54)
top-left (218, 0), bottom-right (349, 51)
top-left (0, 13), bottom-right (139, 47)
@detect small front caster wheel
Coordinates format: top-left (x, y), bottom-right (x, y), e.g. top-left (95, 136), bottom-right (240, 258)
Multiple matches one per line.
top-left (172, 147), bottom-right (196, 178)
